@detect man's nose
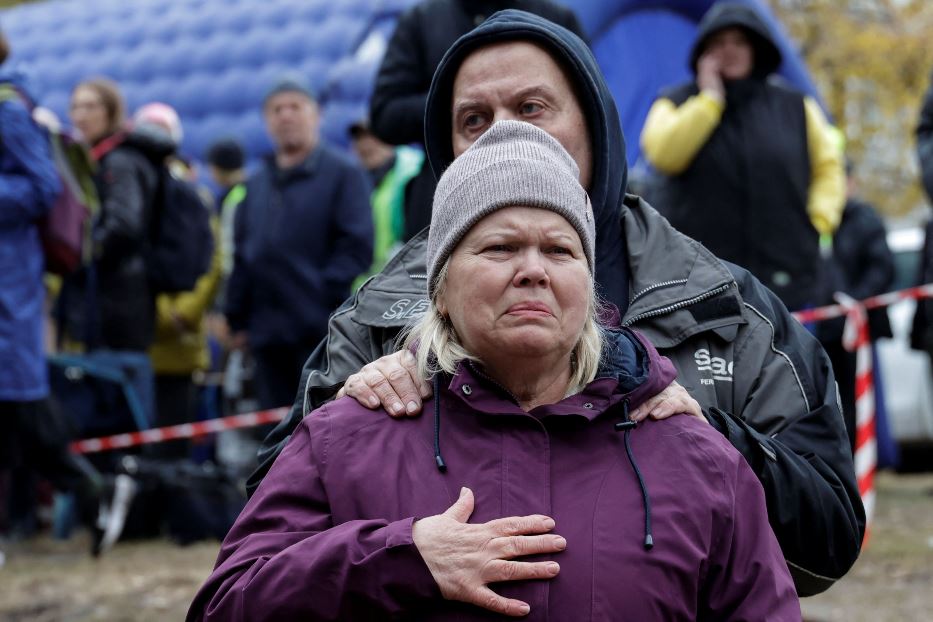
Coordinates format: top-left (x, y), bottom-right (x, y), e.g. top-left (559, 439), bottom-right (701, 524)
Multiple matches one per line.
top-left (493, 107), bottom-right (519, 124)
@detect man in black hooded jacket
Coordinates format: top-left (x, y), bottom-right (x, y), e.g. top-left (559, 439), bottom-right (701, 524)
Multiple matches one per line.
top-left (255, 10), bottom-right (864, 596)
top-left (370, 0), bottom-right (586, 241)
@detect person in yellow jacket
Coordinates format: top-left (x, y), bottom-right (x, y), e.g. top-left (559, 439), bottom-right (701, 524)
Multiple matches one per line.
top-left (640, 2), bottom-right (844, 312)
top-left (148, 214), bottom-right (222, 457)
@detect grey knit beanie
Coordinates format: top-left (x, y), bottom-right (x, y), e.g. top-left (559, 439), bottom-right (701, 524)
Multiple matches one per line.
top-left (426, 120), bottom-right (595, 297)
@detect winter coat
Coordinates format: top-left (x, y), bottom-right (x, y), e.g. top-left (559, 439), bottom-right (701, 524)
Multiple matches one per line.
top-left (916, 69), bottom-right (933, 202)
top-left (911, 218), bottom-right (933, 355)
top-left (912, 72), bottom-right (933, 354)
top-left (640, 2), bottom-right (845, 312)
top-left (0, 72), bottom-right (61, 400)
top-left (58, 127), bottom-right (173, 352)
top-left (189, 328), bottom-right (800, 621)
top-left (250, 10), bottom-right (864, 597)
top-left (223, 144), bottom-right (373, 348)
top-left (818, 198), bottom-right (894, 343)
top-left (370, 0), bottom-right (586, 240)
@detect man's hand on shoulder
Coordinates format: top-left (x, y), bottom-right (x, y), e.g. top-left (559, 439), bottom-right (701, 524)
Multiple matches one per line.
top-left (337, 350), bottom-right (433, 416)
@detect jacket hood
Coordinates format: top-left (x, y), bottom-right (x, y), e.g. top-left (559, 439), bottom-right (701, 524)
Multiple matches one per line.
top-left (122, 123), bottom-right (177, 161)
top-left (454, 0), bottom-right (520, 11)
top-left (689, 2), bottom-right (781, 78)
top-left (425, 9), bottom-right (630, 310)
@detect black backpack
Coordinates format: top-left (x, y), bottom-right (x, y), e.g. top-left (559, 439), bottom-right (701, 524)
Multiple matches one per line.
top-left (147, 166), bottom-right (213, 293)
top-left (94, 131), bottom-right (214, 294)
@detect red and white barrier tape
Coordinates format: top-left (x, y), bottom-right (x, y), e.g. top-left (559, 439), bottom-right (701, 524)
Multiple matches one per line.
top-left (792, 283), bottom-right (933, 324)
top-left (70, 407), bottom-right (288, 454)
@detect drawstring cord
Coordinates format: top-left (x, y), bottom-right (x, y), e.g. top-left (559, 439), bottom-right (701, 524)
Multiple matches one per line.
top-left (433, 378), bottom-right (652, 550)
top-left (615, 400), bottom-right (654, 550)
top-left (433, 374), bottom-right (446, 472)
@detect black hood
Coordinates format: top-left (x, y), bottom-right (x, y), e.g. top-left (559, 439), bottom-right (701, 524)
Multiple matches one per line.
top-left (424, 9), bottom-right (630, 310)
top-left (122, 123), bottom-right (177, 161)
top-left (689, 2), bottom-right (782, 78)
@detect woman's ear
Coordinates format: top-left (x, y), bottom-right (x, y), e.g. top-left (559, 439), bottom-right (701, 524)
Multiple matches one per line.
top-left (436, 294), bottom-right (448, 318)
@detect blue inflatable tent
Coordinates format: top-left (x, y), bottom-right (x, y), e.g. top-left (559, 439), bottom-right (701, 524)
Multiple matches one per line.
top-left (0, 0), bottom-right (818, 168)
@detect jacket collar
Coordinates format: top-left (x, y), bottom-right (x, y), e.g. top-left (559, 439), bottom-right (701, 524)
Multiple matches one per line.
top-left (90, 132), bottom-right (127, 162)
top-left (266, 144), bottom-right (322, 183)
top-left (353, 227), bottom-right (431, 327)
top-left (444, 327), bottom-right (672, 422)
top-left (620, 194), bottom-right (746, 347)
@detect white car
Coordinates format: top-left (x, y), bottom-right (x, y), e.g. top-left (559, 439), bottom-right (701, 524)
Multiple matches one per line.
top-left (875, 227), bottom-right (933, 451)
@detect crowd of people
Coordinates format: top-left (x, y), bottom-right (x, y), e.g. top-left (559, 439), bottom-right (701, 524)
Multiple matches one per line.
top-left (3, 0), bottom-right (933, 617)
top-left (0, 39), bottom-right (398, 550)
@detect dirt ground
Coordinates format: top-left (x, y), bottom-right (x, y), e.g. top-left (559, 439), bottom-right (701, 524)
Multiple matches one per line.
top-left (1, 471), bottom-right (931, 621)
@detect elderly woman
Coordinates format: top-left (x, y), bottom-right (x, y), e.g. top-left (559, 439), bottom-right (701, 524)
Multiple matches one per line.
top-left (188, 121), bottom-right (800, 621)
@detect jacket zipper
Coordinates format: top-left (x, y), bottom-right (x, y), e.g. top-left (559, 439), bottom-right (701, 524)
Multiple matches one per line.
top-left (623, 282), bottom-right (733, 327)
top-left (628, 279), bottom-right (688, 306)
top-left (409, 273), bottom-right (427, 280)
top-left (466, 361), bottom-right (522, 404)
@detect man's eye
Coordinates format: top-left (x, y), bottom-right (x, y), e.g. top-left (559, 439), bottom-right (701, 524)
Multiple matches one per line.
top-left (483, 244), bottom-right (511, 253)
top-left (463, 113), bottom-right (485, 129)
top-left (519, 102), bottom-right (544, 115)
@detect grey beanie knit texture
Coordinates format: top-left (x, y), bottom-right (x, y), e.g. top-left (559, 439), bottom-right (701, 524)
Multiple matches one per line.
top-left (426, 120), bottom-right (595, 297)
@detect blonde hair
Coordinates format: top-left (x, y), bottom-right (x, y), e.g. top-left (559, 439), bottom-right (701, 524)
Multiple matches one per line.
top-left (403, 260), bottom-right (605, 395)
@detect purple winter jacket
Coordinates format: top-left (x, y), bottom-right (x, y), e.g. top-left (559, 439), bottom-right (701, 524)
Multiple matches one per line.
top-left (188, 328), bottom-right (800, 621)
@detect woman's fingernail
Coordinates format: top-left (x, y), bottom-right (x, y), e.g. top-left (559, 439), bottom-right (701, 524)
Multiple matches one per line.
top-left (407, 401), bottom-right (419, 414)
top-left (518, 604), bottom-right (530, 615)
top-left (368, 396), bottom-right (379, 408)
top-left (460, 487), bottom-right (469, 498)
top-left (391, 402), bottom-right (403, 414)
top-left (554, 537), bottom-right (566, 550)
top-left (546, 562), bottom-right (560, 574)
top-left (542, 517), bottom-right (555, 530)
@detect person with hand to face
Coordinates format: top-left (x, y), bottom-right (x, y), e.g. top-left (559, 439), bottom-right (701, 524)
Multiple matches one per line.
top-left (640, 1), bottom-right (845, 313)
top-left (694, 24), bottom-right (754, 101)
top-left (188, 120), bottom-right (799, 621)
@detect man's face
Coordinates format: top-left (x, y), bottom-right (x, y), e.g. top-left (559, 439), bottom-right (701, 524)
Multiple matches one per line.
top-left (451, 41), bottom-right (593, 189)
top-left (351, 132), bottom-right (395, 172)
top-left (264, 91), bottom-right (319, 153)
top-left (703, 27), bottom-right (754, 81)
